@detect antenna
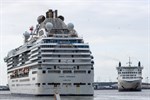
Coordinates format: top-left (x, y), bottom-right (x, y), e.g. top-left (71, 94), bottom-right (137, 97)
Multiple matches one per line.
top-left (127, 57), bottom-right (132, 67)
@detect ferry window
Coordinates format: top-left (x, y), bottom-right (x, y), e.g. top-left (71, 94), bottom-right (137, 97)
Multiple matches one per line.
top-left (58, 60), bottom-right (61, 62)
top-left (77, 66), bottom-right (79, 69)
top-left (43, 70), bottom-right (46, 74)
top-left (42, 83), bottom-right (46, 85)
top-left (88, 83), bottom-right (91, 85)
top-left (72, 60), bottom-right (75, 63)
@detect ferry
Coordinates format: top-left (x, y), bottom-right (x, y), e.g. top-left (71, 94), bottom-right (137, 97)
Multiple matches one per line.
top-left (116, 58), bottom-right (143, 91)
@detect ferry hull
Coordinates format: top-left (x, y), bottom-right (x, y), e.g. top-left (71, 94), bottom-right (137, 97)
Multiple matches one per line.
top-left (118, 80), bottom-right (142, 91)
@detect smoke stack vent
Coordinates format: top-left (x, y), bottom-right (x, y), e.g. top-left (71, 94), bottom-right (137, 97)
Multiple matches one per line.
top-left (138, 61), bottom-right (141, 67)
top-left (46, 9), bottom-right (53, 18)
top-left (119, 62), bottom-right (121, 67)
top-left (55, 10), bottom-right (58, 18)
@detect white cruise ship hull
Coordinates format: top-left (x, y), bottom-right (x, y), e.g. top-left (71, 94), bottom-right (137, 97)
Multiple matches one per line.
top-left (10, 86), bottom-right (94, 96)
top-left (8, 68), bottom-right (94, 96)
top-left (118, 79), bottom-right (142, 91)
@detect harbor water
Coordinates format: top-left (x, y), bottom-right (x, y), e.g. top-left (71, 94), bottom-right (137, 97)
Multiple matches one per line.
top-left (0, 90), bottom-right (149, 100)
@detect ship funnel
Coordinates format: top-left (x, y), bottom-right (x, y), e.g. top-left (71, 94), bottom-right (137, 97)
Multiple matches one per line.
top-left (138, 61), bottom-right (141, 67)
top-left (119, 62), bottom-right (121, 67)
top-left (55, 10), bottom-right (58, 18)
top-left (46, 9), bottom-right (58, 18)
top-left (46, 9), bottom-right (53, 18)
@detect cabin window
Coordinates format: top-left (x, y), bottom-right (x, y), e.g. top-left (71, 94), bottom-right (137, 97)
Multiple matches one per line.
top-left (54, 66), bottom-right (56, 69)
top-left (74, 70), bottom-right (86, 74)
top-left (63, 70), bottom-right (72, 73)
top-left (48, 83), bottom-right (60, 86)
top-left (74, 83), bottom-right (86, 85)
top-left (32, 71), bottom-right (37, 74)
top-left (35, 83), bottom-right (40, 87)
top-left (138, 72), bottom-right (141, 74)
top-left (63, 83), bottom-right (71, 85)
top-left (48, 70), bottom-right (61, 73)
top-left (42, 83), bottom-right (46, 85)
top-left (32, 78), bottom-right (35, 80)
top-left (88, 70), bottom-right (91, 74)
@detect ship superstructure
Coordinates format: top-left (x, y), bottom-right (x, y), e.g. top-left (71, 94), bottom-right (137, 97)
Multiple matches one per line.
top-left (116, 58), bottom-right (143, 91)
top-left (4, 9), bottom-right (94, 96)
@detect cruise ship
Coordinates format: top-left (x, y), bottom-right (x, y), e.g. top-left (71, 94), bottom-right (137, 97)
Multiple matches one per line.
top-left (4, 9), bottom-right (94, 96)
top-left (116, 58), bottom-right (143, 91)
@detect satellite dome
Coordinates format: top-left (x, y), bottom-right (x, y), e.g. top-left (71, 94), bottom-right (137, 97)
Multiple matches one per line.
top-left (67, 23), bottom-right (74, 30)
top-left (37, 15), bottom-right (45, 24)
top-left (45, 22), bottom-right (53, 31)
top-left (23, 31), bottom-right (30, 39)
top-left (58, 15), bottom-right (64, 21)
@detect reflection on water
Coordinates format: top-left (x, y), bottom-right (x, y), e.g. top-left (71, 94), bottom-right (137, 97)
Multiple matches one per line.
top-left (0, 90), bottom-right (150, 100)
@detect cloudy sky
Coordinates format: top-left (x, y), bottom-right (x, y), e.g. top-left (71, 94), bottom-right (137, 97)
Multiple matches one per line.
top-left (0, 0), bottom-right (149, 85)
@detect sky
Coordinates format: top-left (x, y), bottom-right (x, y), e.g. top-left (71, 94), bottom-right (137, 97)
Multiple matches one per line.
top-left (0, 0), bottom-right (150, 85)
